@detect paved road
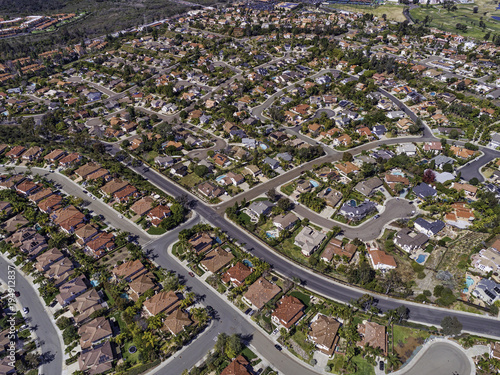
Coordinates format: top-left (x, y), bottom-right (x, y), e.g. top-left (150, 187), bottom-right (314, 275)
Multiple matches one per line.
top-left (294, 198), bottom-right (415, 240)
top-left (106, 144), bottom-right (500, 339)
top-left (394, 341), bottom-right (471, 375)
top-left (0, 257), bottom-right (62, 375)
top-left (0, 166), bottom-right (150, 244)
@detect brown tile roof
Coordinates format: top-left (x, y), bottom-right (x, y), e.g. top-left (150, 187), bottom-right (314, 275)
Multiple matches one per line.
top-left (35, 248), bottom-right (65, 272)
top-left (75, 162), bottom-right (101, 178)
top-left (222, 262), bottom-right (253, 286)
top-left (69, 289), bottom-right (103, 324)
top-left (5, 145), bottom-right (26, 158)
top-left (86, 168), bottom-right (109, 181)
top-left (243, 277), bottom-right (281, 310)
top-left (357, 321), bottom-right (387, 355)
top-left (129, 272), bottom-right (157, 301)
top-left (221, 355), bottom-right (251, 375)
top-left (143, 290), bottom-right (180, 316)
top-left (79, 316), bottom-right (112, 349)
top-left (28, 188), bottom-right (53, 203)
top-left (112, 259), bottom-right (147, 281)
top-left (44, 149), bottom-right (66, 161)
top-left (147, 205), bottom-right (171, 226)
top-left (101, 179), bottom-right (128, 196)
top-left (162, 308), bottom-right (192, 335)
top-left (272, 295), bottom-right (305, 329)
top-left (85, 232), bottom-right (115, 257)
top-left (59, 152), bottom-right (81, 165)
top-left (322, 239), bottom-right (357, 262)
top-left (78, 341), bottom-right (113, 375)
top-left (38, 194), bottom-right (63, 213)
top-left (113, 185), bottom-right (137, 201)
top-left (129, 196), bottom-right (154, 216)
top-left (188, 232), bottom-right (213, 254)
top-left (201, 248), bottom-right (234, 273)
top-left (309, 314), bottom-right (341, 355)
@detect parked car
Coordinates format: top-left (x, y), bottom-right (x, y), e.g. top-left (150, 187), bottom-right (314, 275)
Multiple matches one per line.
top-left (379, 361), bottom-right (384, 371)
top-left (274, 344), bottom-right (282, 351)
top-left (188, 272), bottom-right (195, 277)
top-left (14, 291), bottom-right (20, 297)
top-left (23, 307), bottom-right (29, 314)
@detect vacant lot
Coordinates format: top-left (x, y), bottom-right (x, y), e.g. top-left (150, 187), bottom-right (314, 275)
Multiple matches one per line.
top-left (392, 325), bottom-right (430, 363)
top-left (327, 3), bottom-right (408, 22)
top-left (410, 0), bottom-right (500, 39)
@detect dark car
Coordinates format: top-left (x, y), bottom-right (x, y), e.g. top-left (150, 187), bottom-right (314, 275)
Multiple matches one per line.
top-left (188, 272), bottom-right (195, 277)
top-left (23, 307), bottom-right (29, 314)
top-left (274, 344), bottom-right (282, 351)
top-left (14, 291), bottom-right (20, 297)
top-left (379, 361), bottom-right (384, 371)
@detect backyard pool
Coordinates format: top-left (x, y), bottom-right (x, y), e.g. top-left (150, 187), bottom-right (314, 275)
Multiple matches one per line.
top-left (120, 293), bottom-right (129, 300)
top-left (243, 259), bottom-right (254, 268)
top-left (348, 199), bottom-right (357, 207)
top-left (215, 174), bottom-right (227, 182)
top-left (416, 254), bottom-right (428, 264)
top-left (90, 280), bottom-right (100, 287)
top-left (260, 144), bottom-right (268, 150)
top-left (463, 275), bottom-right (474, 293)
top-left (310, 179), bottom-right (319, 188)
top-left (266, 231), bottom-right (276, 239)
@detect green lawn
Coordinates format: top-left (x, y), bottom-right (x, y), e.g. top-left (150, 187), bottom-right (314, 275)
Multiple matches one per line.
top-left (410, 2), bottom-right (500, 39)
top-left (352, 355), bottom-right (376, 375)
top-left (393, 325), bottom-right (430, 346)
top-left (280, 181), bottom-right (296, 196)
top-left (147, 226), bottom-right (167, 235)
top-left (238, 212), bottom-right (251, 226)
top-left (179, 173), bottom-right (204, 188)
top-left (290, 290), bottom-right (311, 308)
top-left (241, 347), bottom-right (258, 361)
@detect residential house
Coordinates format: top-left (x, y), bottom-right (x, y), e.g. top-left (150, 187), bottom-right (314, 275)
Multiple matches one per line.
top-left (100, 179), bottom-right (128, 197)
top-left (143, 290), bottom-right (181, 317)
top-left (78, 341), bottom-right (114, 375)
top-left (85, 232), bottom-right (115, 258)
top-left (155, 155), bottom-right (175, 168)
top-left (222, 261), bottom-right (253, 287)
top-left (56, 274), bottom-right (89, 306)
top-left (471, 248), bottom-right (500, 273)
top-left (357, 321), bottom-right (387, 355)
top-left (200, 248), bottom-right (234, 273)
top-left (354, 177), bottom-right (383, 196)
top-left (35, 248), bottom-right (65, 272)
top-left (213, 153), bottom-right (231, 167)
top-left (263, 157), bottom-right (280, 170)
top-left (44, 149), bottom-right (66, 163)
top-left (162, 308), bottom-right (193, 336)
top-left (129, 273), bottom-right (158, 301)
top-left (414, 218), bottom-right (445, 237)
top-left (79, 316), bottom-right (113, 350)
top-left (198, 181), bottom-right (225, 198)
top-left (294, 226), bottom-right (326, 256)
top-left (248, 200), bottom-right (274, 217)
top-left (69, 289), bottom-right (104, 324)
top-left (338, 201), bottom-right (377, 221)
top-left (472, 279), bottom-right (500, 305)
top-left (273, 212), bottom-right (298, 231)
top-left (321, 239), bottom-right (357, 262)
top-left (394, 229), bottom-right (429, 253)
top-left (129, 196), bottom-right (154, 217)
top-left (396, 144), bottom-right (417, 156)
top-left (38, 194), bottom-right (63, 213)
top-left (74, 224), bottom-right (99, 245)
top-left (147, 205), bottom-right (171, 226)
top-left (5, 145), bottom-right (26, 159)
top-left (112, 259), bottom-right (148, 282)
top-left (367, 245), bottom-right (397, 271)
top-left (335, 162), bottom-right (359, 176)
top-left (271, 295), bottom-right (305, 330)
top-left (21, 146), bottom-right (42, 161)
top-left (451, 182), bottom-right (477, 198)
top-left (308, 314), bottom-right (341, 356)
top-left (221, 355), bottom-right (252, 375)
top-left (170, 163), bottom-right (188, 177)
top-left (242, 277), bottom-right (281, 310)
top-left (412, 183), bottom-right (437, 199)
top-left (188, 232), bottom-right (213, 254)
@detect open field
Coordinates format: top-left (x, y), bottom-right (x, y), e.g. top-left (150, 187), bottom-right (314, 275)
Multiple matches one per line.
top-left (410, 0), bottom-right (500, 39)
top-left (327, 3), bottom-right (408, 22)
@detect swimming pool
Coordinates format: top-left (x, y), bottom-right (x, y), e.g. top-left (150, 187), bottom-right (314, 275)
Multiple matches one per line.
top-left (348, 199), bottom-right (357, 207)
top-left (391, 169), bottom-right (405, 177)
top-left (416, 254), bottom-right (427, 264)
top-left (90, 280), bottom-right (100, 287)
top-left (243, 259), bottom-right (254, 268)
top-left (266, 231), bottom-right (276, 239)
top-left (310, 179), bottom-right (319, 188)
top-left (463, 275), bottom-right (474, 293)
top-left (260, 144), bottom-right (268, 150)
top-left (215, 174), bottom-right (227, 182)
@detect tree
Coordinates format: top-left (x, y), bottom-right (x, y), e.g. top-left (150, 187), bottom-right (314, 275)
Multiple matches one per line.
top-left (225, 334), bottom-right (242, 358)
top-left (194, 165), bottom-right (209, 177)
top-left (441, 316), bottom-right (462, 336)
top-left (266, 188), bottom-right (278, 202)
top-left (342, 152), bottom-right (353, 162)
top-left (277, 197), bottom-right (292, 212)
top-left (422, 169), bottom-right (436, 184)
top-left (449, 129), bottom-right (459, 139)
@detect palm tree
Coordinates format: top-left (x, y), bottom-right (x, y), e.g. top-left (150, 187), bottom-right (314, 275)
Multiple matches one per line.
top-left (142, 331), bottom-right (156, 349)
top-left (148, 313), bottom-right (165, 331)
top-left (386, 353), bottom-right (402, 371)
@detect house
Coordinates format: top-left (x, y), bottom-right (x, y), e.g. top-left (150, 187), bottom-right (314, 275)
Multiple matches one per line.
top-left (225, 172), bottom-right (245, 186)
top-left (5, 145), bottom-right (26, 159)
top-left (85, 232), bottom-right (115, 258)
top-left (248, 200), bottom-right (274, 217)
top-left (339, 201), bottom-right (377, 221)
top-left (431, 155), bottom-right (455, 169)
top-left (423, 142), bottom-right (443, 153)
top-left (321, 239), bottom-right (357, 262)
top-left (28, 188), bottom-right (53, 203)
top-left (112, 259), bottom-right (147, 282)
top-left (74, 223), bottom-right (99, 244)
top-left (35, 248), bottom-right (65, 272)
top-left (271, 295), bottom-right (305, 330)
top-left (354, 177), bottom-right (383, 196)
top-left (294, 226), bottom-right (326, 256)
top-left (79, 316), bottom-right (112, 349)
top-left (317, 188), bottom-right (343, 207)
top-left (221, 355), bottom-right (252, 375)
top-left (412, 183), bottom-right (437, 199)
top-left (222, 262), bottom-right (253, 287)
top-left (188, 232), bottom-right (213, 254)
top-left (200, 248), bottom-right (235, 273)
top-left (59, 152), bottom-right (82, 166)
top-left (147, 205), bottom-right (171, 226)
top-left (451, 182), bottom-right (477, 198)
top-left (396, 144), bottom-right (417, 156)
top-left (471, 248), bottom-right (500, 273)
top-left (414, 218), bottom-right (445, 237)
top-left (38, 194), bottom-right (63, 213)
top-left (490, 342), bottom-right (500, 360)
top-left (296, 180), bottom-right (313, 193)
top-left (335, 162), bottom-right (359, 176)
top-left (244, 165), bottom-right (261, 177)
top-left (198, 181), bottom-right (225, 198)
top-left (162, 308), bottom-right (193, 336)
top-left (372, 125), bottom-right (386, 137)
top-left (113, 185), bottom-right (139, 203)
top-left (170, 163), bottom-right (188, 177)
top-left (18, 233), bottom-right (48, 259)
top-left (101, 179), bottom-right (128, 197)
top-left (213, 153), bottom-right (231, 167)
top-left (69, 289), bottom-right (104, 324)
top-left (367, 245), bottom-right (397, 270)
top-left (129, 273), bottom-right (158, 301)
top-left (56, 274), bottom-right (88, 306)
top-left (471, 279), bottom-right (500, 305)
top-left (394, 229), bottom-right (429, 253)
top-left (130, 196), bottom-right (154, 216)
top-left (15, 180), bottom-right (39, 196)
top-left (308, 314), bottom-right (341, 356)
top-left (450, 145), bottom-right (475, 159)
top-left (357, 321), bottom-right (387, 355)
top-left (51, 205), bottom-right (85, 234)
top-left (273, 212), bottom-right (298, 231)
top-left (155, 155), bottom-right (175, 168)
top-left (75, 162), bottom-right (102, 179)
top-left (242, 277), bottom-right (281, 310)
top-left (21, 146), bottom-right (42, 161)
top-left (263, 157), bottom-right (280, 170)
top-left (143, 290), bottom-right (180, 316)
top-left (276, 152), bottom-right (293, 163)
top-left (78, 341), bottom-right (114, 375)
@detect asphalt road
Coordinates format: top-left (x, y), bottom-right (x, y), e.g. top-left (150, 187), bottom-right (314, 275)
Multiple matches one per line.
top-left (0, 166), bottom-right (150, 244)
top-left (0, 257), bottom-right (62, 375)
top-left (396, 342), bottom-right (471, 375)
top-left (106, 144), bottom-right (500, 339)
top-left (294, 198), bottom-right (415, 241)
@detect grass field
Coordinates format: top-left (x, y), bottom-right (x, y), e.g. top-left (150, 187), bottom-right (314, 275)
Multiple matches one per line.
top-left (410, 0), bottom-right (500, 39)
top-left (327, 3), bottom-right (408, 22)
